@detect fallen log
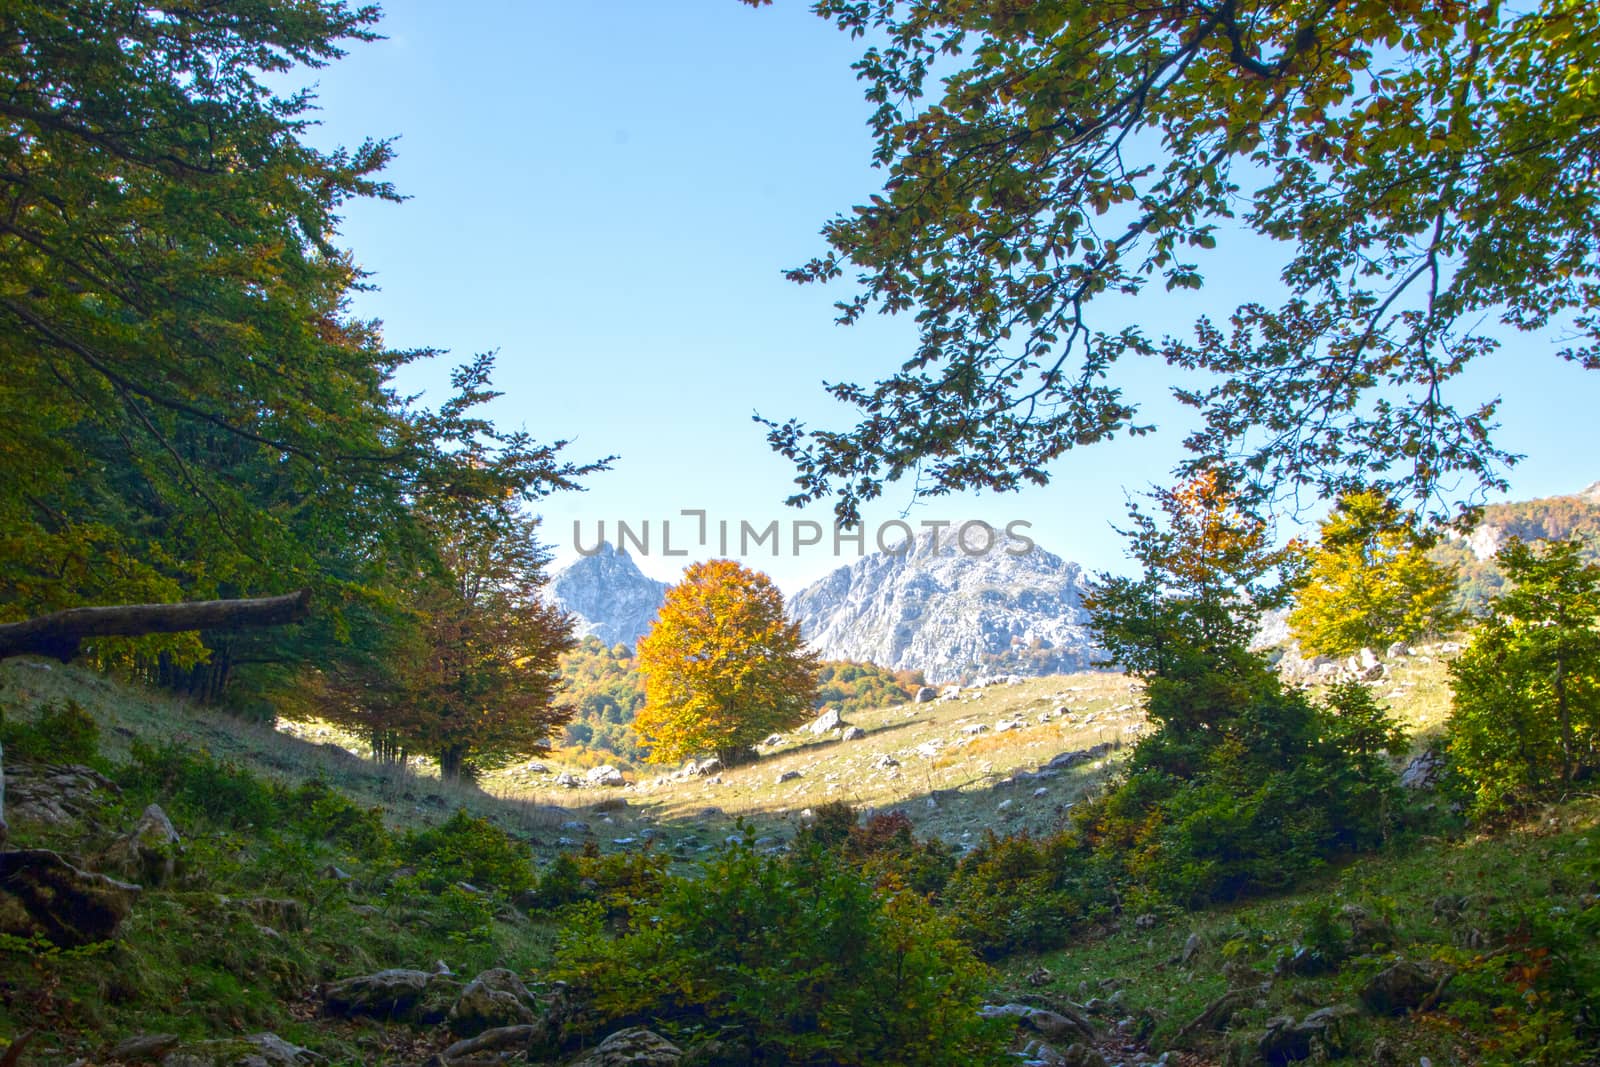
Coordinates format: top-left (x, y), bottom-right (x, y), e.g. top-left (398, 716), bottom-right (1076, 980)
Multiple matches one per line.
top-left (0, 589), bottom-right (310, 662)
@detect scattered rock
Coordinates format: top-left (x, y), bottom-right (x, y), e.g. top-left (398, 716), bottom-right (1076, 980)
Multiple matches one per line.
top-left (585, 765), bottom-right (625, 788)
top-left (566, 1027), bottom-right (682, 1066)
top-left (1258, 1004), bottom-right (1357, 1064)
top-left (1177, 988), bottom-right (1254, 1043)
top-left (161, 1032), bottom-right (323, 1067)
top-left (777, 770), bottom-right (803, 783)
top-left (1133, 912), bottom-right (1159, 930)
top-left (448, 968), bottom-right (539, 1036)
top-left (963, 723), bottom-right (990, 735)
top-left (870, 753), bottom-right (899, 770)
top-left (915, 741), bottom-right (941, 758)
top-left (1386, 641), bottom-right (1411, 658)
top-left (1341, 904), bottom-right (1395, 950)
top-left (839, 725), bottom-right (866, 741)
top-left (1179, 932), bottom-right (1204, 965)
top-left (807, 708), bottom-right (845, 735)
top-left (1025, 966), bottom-right (1053, 987)
top-left (913, 686), bottom-right (937, 704)
top-left (687, 757), bottom-right (721, 777)
top-left (555, 772), bottom-right (582, 788)
top-left (761, 734), bottom-right (785, 747)
top-left (0, 848), bottom-right (140, 947)
top-left (1043, 743), bottom-right (1114, 773)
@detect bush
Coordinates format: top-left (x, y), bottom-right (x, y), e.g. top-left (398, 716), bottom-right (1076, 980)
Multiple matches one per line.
top-left (404, 810), bottom-right (533, 896)
top-left (527, 842), bottom-right (671, 917)
top-left (117, 741), bottom-right (281, 830)
top-left (941, 830), bottom-right (1111, 958)
top-left (0, 699), bottom-right (100, 764)
top-left (556, 841), bottom-right (1009, 1065)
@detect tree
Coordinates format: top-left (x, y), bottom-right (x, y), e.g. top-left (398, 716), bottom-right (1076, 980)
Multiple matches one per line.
top-left (1290, 490), bottom-right (1459, 657)
top-left (1079, 474), bottom-right (1402, 902)
top-left (634, 561), bottom-right (819, 764)
top-left (0, 3), bottom-right (604, 685)
top-left (746, 0), bottom-right (1600, 524)
top-left (1449, 537), bottom-right (1600, 812)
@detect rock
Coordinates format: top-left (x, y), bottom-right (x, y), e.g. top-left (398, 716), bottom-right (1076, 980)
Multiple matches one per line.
top-left (978, 1003), bottom-right (1095, 1044)
top-left (161, 1033), bottom-right (322, 1067)
top-left (1043, 743), bottom-right (1113, 773)
top-left (0, 848), bottom-right (140, 947)
top-left (110, 1034), bottom-right (182, 1062)
top-left (1058, 1044), bottom-right (1108, 1067)
top-left (442, 1024), bottom-right (539, 1061)
top-left (566, 1027), bottom-right (682, 1066)
top-left (807, 708), bottom-right (844, 735)
top-left (1176, 988), bottom-right (1254, 1042)
top-left (448, 968), bottom-right (539, 1036)
top-left (585, 765), bottom-right (625, 788)
top-left (5, 762), bottom-right (119, 826)
top-left (761, 734), bottom-right (785, 747)
top-left (1400, 749), bottom-right (1445, 790)
top-left (1025, 966), bottom-right (1053, 987)
top-left (688, 757), bottom-right (721, 777)
top-left (322, 968), bottom-right (462, 1024)
top-left (1360, 961), bottom-right (1446, 1016)
top-left (1257, 1005), bottom-right (1357, 1064)
top-left (915, 741), bottom-right (941, 758)
top-left (962, 723), bottom-right (989, 735)
top-left (555, 772), bottom-right (582, 788)
top-left (1133, 912), bottom-right (1159, 930)
top-left (1341, 904), bottom-right (1395, 950)
top-left (939, 684), bottom-right (962, 700)
top-left (547, 543), bottom-right (669, 647)
top-left (1386, 640), bottom-right (1411, 658)
top-left (1179, 932), bottom-right (1204, 965)
top-left (100, 803), bottom-right (182, 886)
top-left (914, 686), bottom-right (937, 704)
top-left (777, 770), bottom-right (803, 783)
top-left (870, 753), bottom-right (899, 769)
top-left (839, 725), bottom-right (866, 741)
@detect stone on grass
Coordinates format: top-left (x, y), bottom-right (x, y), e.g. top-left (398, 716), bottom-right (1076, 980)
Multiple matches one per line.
top-left (0, 848), bottom-right (139, 947)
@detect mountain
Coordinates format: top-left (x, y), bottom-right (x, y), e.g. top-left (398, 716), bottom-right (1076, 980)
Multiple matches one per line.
top-left (1430, 480), bottom-right (1600, 612)
top-left (788, 528), bottom-right (1098, 684)
top-left (547, 543), bottom-right (668, 647)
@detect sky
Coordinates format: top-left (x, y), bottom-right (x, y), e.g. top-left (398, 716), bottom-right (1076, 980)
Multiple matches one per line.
top-left (298, 0), bottom-right (1600, 592)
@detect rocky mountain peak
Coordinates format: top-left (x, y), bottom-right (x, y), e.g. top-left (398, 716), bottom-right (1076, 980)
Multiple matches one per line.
top-left (788, 527), bottom-right (1100, 684)
top-left (547, 543), bottom-right (669, 648)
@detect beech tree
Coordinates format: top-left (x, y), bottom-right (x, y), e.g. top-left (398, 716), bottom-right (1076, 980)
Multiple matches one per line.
top-left (635, 561), bottom-right (819, 765)
top-left (1289, 490), bottom-right (1458, 657)
top-left (747, 0), bottom-right (1600, 523)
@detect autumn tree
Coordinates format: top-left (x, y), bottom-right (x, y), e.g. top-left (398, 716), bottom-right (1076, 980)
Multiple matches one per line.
top-left (635, 561), bottom-right (819, 765)
top-left (1449, 538), bottom-right (1600, 813)
top-left (1289, 490), bottom-right (1459, 658)
top-left (747, 0), bottom-right (1600, 524)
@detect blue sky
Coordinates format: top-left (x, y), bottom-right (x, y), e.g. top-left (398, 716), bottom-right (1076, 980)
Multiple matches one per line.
top-left (301, 0), bottom-right (1600, 591)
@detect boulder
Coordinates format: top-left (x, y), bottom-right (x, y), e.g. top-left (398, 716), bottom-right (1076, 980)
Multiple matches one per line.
top-left (871, 753), bottom-right (899, 770)
top-left (688, 757), bottom-right (721, 777)
top-left (448, 967), bottom-right (538, 1036)
top-left (100, 803), bottom-right (182, 886)
top-left (0, 848), bottom-right (140, 947)
top-left (567, 1027), bottom-right (682, 1066)
top-left (978, 1003), bottom-right (1094, 1044)
top-left (585, 765), bottom-right (625, 788)
top-left (777, 770), bottom-right (803, 783)
top-left (913, 686), bottom-right (937, 704)
top-left (161, 1032), bottom-right (322, 1067)
top-left (1360, 961), bottom-right (1446, 1016)
top-left (442, 1024), bottom-right (540, 1061)
top-left (839, 726), bottom-right (866, 741)
top-left (1257, 1005), bottom-right (1357, 1064)
top-left (807, 708), bottom-right (844, 735)
top-left (110, 1034), bottom-right (182, 1062)
top-left (322, 968), bottom-right (462, 1024)
top-left (5, 762), bottom-right (119, 826)
top-left (1400, 749), bottom-right (1445, 790)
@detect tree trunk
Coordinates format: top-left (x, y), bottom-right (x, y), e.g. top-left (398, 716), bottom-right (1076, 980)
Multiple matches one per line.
top-left (438, 744), bottom-right (467, 784)
top-left (0, 591), bottom-right (310, 662)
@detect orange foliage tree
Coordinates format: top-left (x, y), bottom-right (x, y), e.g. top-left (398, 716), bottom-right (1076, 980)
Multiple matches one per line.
top-left (634, 560), bottom-right (819, 765)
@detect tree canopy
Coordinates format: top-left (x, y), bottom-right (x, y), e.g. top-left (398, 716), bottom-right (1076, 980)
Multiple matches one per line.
top-left (634, 560), bottom-right (819, 765)
top-left (1289, 490), bottom-right (1458, 657)
top-left (748, 0), bottom-right (1600, 524)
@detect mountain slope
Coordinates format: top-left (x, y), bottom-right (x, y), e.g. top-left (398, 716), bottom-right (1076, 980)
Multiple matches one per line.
top-left (788, 529), bottom-right (1098, 683)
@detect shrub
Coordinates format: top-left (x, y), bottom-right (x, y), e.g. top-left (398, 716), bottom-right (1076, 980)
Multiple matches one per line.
top-left (117, 741), bottom-right (281, 830)
top-left (287, 780), bottom-right (390, 859)
top-left (0, 699), bottom-right (100, 764)
top-left (404, 809), bottom-right (533, 896)
top-left (556, 841), bottom-right (1009, 1065)
top-left (527, 842), bottom-right (670, 917)
top-left (941, 830), bottom-right (1111, 958)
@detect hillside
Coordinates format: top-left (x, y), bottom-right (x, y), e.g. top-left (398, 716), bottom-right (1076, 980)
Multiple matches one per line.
top-left (1, 646), bottom-right (1591, 1067)
top-left (1431, 481), bottom-right (1600, 611)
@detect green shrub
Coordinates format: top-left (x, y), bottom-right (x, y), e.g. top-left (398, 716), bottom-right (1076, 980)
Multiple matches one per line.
top-left (527, 842), bottom-right (670, 917)
top-left (287, 780), bottom-right (390, 858)
top-left (117, 741), bottom-right (281, 830)
top-left (405, 810), bottom-right (533, 896)
top-left (556, 840), bottom-right (1009, 1065)
top-left (940, 829), bottom-right (1110, 958)
top-left (797, 805), bottom-right (955, 898)
top-left (0, 699), bottom-right (100, 764)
